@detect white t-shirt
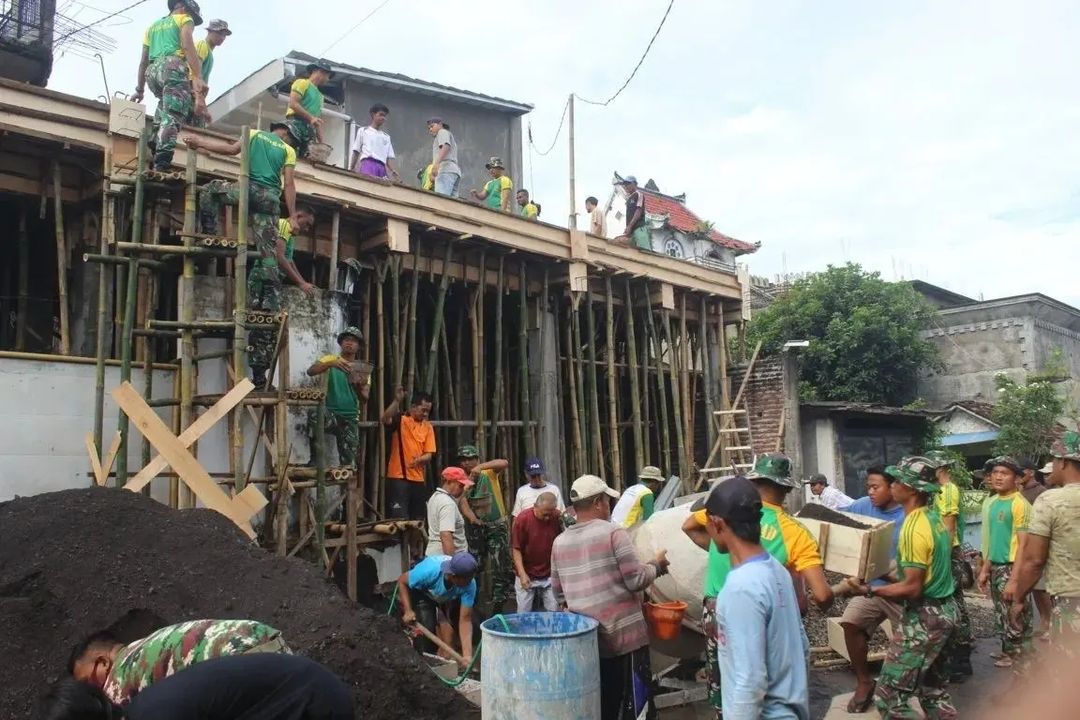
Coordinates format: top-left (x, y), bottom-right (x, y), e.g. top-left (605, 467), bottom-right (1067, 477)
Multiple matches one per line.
top-left (512, 482), bottom-right (565, 517)
top-left (610, 484), bottom-right (653, 528)
top-left (809, 485), bottom-right (855, 511)
top-left (351, 125), bottom-right (395, 167)
top-left (425, 488), bottom-right (467, 557)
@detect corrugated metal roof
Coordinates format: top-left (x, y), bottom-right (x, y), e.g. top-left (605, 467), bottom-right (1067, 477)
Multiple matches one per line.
top-left (286, 51), bottom-right (533, 115)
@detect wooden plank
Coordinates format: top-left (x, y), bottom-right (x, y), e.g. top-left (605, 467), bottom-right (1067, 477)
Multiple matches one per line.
top-left (126, 379), bottom-right (254, 492)
top-left (101, 431), bottom-right (123, 486)
top-left (85, 433), bottom-right (104, 486)
top-left (113, 382), bottom-right (260, 537)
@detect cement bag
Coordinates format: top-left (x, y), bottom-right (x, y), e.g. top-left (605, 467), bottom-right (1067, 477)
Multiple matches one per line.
top-left (629, 503), bottom-right (709, 637)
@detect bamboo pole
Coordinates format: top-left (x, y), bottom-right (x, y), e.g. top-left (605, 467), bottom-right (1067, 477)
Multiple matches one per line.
top-left (376, 261), bottom-right (388, 517)
top-left (624, 278), bottom-right (644, 472)
top-left (643, 289), bottom-right (670, 475)
top-left (700, 297), bottom-right (717, 455)
top-left (115, 129), bottom-right (148, 486)
top-left (718, 303), bottom-right (729, 409)
top-left (422, 241), bottom-right (453, 392)
top-left (453, 296), bottom-right (466, 449)
top-left (232, 128), bottom-right (251, 491)
top-left (406, 241), bottom-right (421, 396)
top-left (570, 292), bottom-right (589, 472)
top-left (680, 295), bottom-right (693, 466)
top-left (474, 250), bottom-right (487, 453)
top-left (440, 320), bottom-right (459, 421)
top-left (641, 303), bottom-right (652, 467)
top-left (557, 295), bottom-right (580, 479)
top-left (315, 389), bottom-right (327, 557)
top-left (538, 267), bottom-right (549, 444)
top-left (51, 160), bottom-right (70, 355)
top-left (93, 145), bottom-right (114, 457)
top-left (329, 209), bottom-right (340, 290)
top-left (584, 286), bottom-right (604, 479)
top-left (15, 206), bottom-right (29, 351)
top-left (177, 149), bottom-right (197, 507)
top-left (605, 276), bottom-right (622, 486)
top-left (488, 255), bottom-right (505, 459)
top-left (390, 255), bottom-right (402, 389)
top-left (518, 261), bottom-right (535, 458)
top-left (663, 308), bottom-right (688, 483)
top-left (141, 202), bottom-right (160, 470)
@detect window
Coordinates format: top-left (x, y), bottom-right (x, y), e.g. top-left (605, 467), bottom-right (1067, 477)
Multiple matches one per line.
top-left (663, 238), bottom-right (684, 258)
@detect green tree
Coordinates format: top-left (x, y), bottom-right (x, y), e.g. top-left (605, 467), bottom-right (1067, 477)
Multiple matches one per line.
top-left (745, 263), bottom-right (939, 405)
top-left (991, 370), bottom-right (1066, 461)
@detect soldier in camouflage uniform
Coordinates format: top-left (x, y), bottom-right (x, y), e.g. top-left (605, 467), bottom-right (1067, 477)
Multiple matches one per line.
top-left (285, 60), bottom-right (333, 158)
top-left (306, 327), bottom-right (370, 468)
top-left (133, 1), bottom-right (206, 170)
top-left (1008, 431), bottom-right (1080, 678)
top-left (456, 444), bottom-right (513, 615)
top-left (68, 618), bottom-right (290, 705)
top-left (184, 123), bottom-right (301, 387)
top-left (853, 461), bottom-right (957, 720)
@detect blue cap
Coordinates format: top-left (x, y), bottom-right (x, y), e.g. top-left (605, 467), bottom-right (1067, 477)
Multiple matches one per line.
top-left (441, 551), bottom-right (478, 576)
top-left (524, 457), bottom-right (545, 476)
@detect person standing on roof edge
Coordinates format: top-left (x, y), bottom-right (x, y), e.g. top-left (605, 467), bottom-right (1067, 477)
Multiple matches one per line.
top-left (381, 386), bottom-right (436, 520)
top-left (350, 103), bottom-right (400, 181)
top-left (704, 476), bottom-right (811, 720)
top-left (551, 474), bottom-right (669, 720)
top-left (306, 326), bottom-right (369, 468)
top-left (427, 117), bottom-right (461, 197)
top-left (586, 196), bottom-right (607, 237)
top-left (616, 177), bottom-right (650, 250)
top-left (132, 1), bottom-right (205, 171)
top-left (184, 123), bottom-right (300, 388)
top-left (426, 467), bottom-right (473, 557)
top-left (682, 453), bottom-right (833, 720)
top-left (978, 455), bottom-right (1034, 669)
top-left (806, 473), bottom-right (854, 510)
top-left (456, 444), bottom-right (513, 615)
top-left (1018, 457), bottom-right (1053, 639)
top-left (1008, 431), bottom-right (1080, 678)
top-left (516, 189), bottom-right (540, 219)
top-left (286, 59), bottom-right (332, 159)
top-left (511, 457), bottom-right (565, 517)
top-left (511, 491), bottom-right (563, 612)
top-left (610, 465), bottom-right (666, 528)
top-left (471, 157), bottom-right (513, 212)
top-left (849, 461), bottom-right (958, 720)
top-left (189, 19), bottom-right (231, 127)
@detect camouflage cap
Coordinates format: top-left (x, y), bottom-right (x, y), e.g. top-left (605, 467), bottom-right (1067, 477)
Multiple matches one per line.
top-left (983, 455), bottom-right (1023, 475)
top-left (885, 464), bottom-right (939, 494)
top-left (744, 453), bottom-right (799, 489)
top-left (337, 326), bottom-right (363, 344)
top-left (921, 450), bottom-right (955, 470)
top-left (456, 444), bottom-right (480, 459)
top-left (899, 456), bottom-right (939, 484)
top-left (1051, 430), bottom-right (1080, 461)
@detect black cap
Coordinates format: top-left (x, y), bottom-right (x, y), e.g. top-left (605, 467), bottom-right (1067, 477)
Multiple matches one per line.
top-left (807, 473), bottom-right (827, 486)
top-left (693, 476), bottom-right (762, 523)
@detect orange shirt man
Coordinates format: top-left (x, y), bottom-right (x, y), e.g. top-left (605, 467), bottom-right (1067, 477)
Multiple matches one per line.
top-left (382, 386), bottom-right (435, 519)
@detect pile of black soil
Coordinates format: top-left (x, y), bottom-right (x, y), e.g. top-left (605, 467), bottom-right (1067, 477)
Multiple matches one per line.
top-left (796, 503), bottom-right (871, 529)
top-left (0, 488), bottom-right (475, 720)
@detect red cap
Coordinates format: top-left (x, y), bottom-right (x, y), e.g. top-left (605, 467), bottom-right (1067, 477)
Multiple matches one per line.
top-left (441, 466), bottom-right (474, 487)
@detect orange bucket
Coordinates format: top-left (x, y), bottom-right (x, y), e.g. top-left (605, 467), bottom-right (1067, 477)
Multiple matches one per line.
top-left (643, 601), bottom-right (687, 640)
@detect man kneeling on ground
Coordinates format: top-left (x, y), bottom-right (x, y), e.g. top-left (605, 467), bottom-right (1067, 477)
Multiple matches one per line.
top-left (69, 618), bottom-right (290, 705)
top-left (397, 550), bottom-right (478, 668)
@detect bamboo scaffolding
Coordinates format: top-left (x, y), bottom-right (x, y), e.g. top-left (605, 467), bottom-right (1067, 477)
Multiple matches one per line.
top-left (488, 255), bottom-right (505, 459)
top-left (453, 297), bottom-right (466, 449)
top-left (641, 302), bottom-right (652, 467)
top-left (376, 260), bottom-right (388, 517)
top-left (390, 255), bottom-right (402, 389)
top-left (679, 296), bottom-right (692, 466)
top-left (557, 295), bottom-right (581, 479)
top-left (570, 292), bottom-right (589, 473)
top-left (584, 286), bottom-right (604, 479)
top-left (700, 296), bottom-right (717, 455)
top-left (624, 278), bottom-right (644, 472)
top-left (93, 145), bottom-right (113, 455)
top-left (643, 289), bottom-right (671, 476)
top-left (604, 276), bottom-right (622, 486)
top-left (51, 160), bottom-right (70, 355)
top-left (474, 250), bottom-right (486, 454)
top-left (518, 262), bottom-right (535, 458)
top-left (140, 202), bottom-right (161, 471)
top-left (178, 149), bottom-right (197, 506)
top-left (422, 241), bottom-right (453, 392)
top-left (406, 241), bottom-right (421, 396)
top-left (232, 127), bottom-right (251, 491)
top-left (662, 308), bottom-right (687, 483)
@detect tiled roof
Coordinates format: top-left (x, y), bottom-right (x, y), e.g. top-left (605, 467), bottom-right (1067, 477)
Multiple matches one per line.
top-left (641, 190), bottom-right (758, 254)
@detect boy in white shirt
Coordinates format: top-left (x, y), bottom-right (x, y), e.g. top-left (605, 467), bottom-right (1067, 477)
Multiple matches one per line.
top-left (350, 103), bottom-right (399, 181)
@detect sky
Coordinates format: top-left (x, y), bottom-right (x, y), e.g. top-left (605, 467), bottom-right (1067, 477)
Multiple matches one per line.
top-left (47, 0), bottom-right (1080, 307)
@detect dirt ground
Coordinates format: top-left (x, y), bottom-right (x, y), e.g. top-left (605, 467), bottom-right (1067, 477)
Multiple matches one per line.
top-left (0, 488), bottom-right (475, 720)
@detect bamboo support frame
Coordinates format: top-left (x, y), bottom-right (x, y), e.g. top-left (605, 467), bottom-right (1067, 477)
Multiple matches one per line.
top-left (52, 160), bottom-right (70, 355)
top-left (232, 127), bottom-right (251, 491)
top-left (662, 308), bottom-right (687, 483)
top-left (643, 288), bottom-right (671, 476)
top-left (604, 276), bottom-right (622, 487)
top-left (489, 255), bottom-right (505, 459)
top-left (406, 241), bottom-right (421, 396)
top-left (701, 297), bottom-right (717, 455)
top-left (679, 296), bottom-right (692, 467)
top-left (570, 292), bottom-right (588, 473)
top-left (624, 278), bottom-right (644, 472)
top-left (179, 148), bottom-right (197, 506)
top-left (518, 261), bottom-right (535, 458)
top-left (92, 145), bottom-right (113, 457)
top-left (422, 241), bottom-right (453, 393)
top-left (584, 286), bottom-right (603, 479)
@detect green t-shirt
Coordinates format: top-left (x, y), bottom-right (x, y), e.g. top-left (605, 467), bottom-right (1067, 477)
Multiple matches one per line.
top-left (898, 507), bottom-right (955, 599)
top-left (248, 129), bottom-right (296, 192)
top-left (317, 354), bottom-right (359, 418)
top-left (484, 176), bottom-right (513, 210)
top-left (983, 492), bottom-right (1031, 564)
top-left (142, 13), bottom-right (192, 61)
top-left (196, 39), bottom-right (214, 81)
top-left (287, 78), bottom-right (324, 119)
top-left (467, 469), bottom-right (505, 522)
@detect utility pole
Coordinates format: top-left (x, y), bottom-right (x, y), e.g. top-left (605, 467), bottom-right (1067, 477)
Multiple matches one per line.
top-left (567, 93), bottom-right (576, 230)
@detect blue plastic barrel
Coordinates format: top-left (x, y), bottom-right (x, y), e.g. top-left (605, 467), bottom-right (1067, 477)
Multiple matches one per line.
top-left (480, 611), bottom-right (600, 720)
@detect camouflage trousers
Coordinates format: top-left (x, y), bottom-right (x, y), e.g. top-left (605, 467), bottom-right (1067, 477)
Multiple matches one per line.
top-left (307, 410), bottom-right (359, 467)
top-left (146, 55), bottom-right (194, 170)
top-left (990, 563), bottom-right (1033, 660)
top-left (246, 264), bottom-right (282, 374)
top-left (466, 517), bottom-right (513, 611)
top-left (198, 180), bottom-right (281, 257)
top-left (285, 116), bottom-right (315, 158)
top-left (875, 597), bottom-right (958, 720)
top-left (701, 597), bottom-right (722, 717)
top-left (1049, 596), bottom-right (1080, 665)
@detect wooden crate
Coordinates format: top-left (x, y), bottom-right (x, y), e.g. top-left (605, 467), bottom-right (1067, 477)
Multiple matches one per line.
top-left (798, 510), bottom-right (895, 580)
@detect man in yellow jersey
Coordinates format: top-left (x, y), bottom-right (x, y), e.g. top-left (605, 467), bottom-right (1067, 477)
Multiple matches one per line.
top-left (682, 454), bottom-right (833, 719)
top-left (610, 466), bottom-right (666, 528)
top-left (851, 461), bottom-right (958, 720)
top-left (132, 0), bottom-right (205, 171)
top-left (977, 455), bottom-right (1033, 668)
top-left (470, 157), bottom-right (513, 212)
top-left (306, 327), bottom-right (369, 468)
top-left (286, 59), bottom-right (332, 159)
top-left (917, 451), bottom-right (974, 680)
top-left (455, 444), bottom-right (512, 615)
top-left (516, 189), bottom-right (540, 219)
top-left (189, 19), bottom-right (231, 127)
top-left (183, 123), bottom-right (300, 387)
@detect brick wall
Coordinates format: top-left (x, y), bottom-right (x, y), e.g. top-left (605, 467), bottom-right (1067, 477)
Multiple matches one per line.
top-left (727, 354), bottom-right (786, 456)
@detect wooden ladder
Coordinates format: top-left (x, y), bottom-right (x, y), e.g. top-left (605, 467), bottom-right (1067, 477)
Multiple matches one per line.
top-left (715, 407), bottom-right (754, 475)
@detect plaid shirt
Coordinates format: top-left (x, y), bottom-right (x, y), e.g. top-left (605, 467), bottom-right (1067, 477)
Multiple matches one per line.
top-left (550, 518), bottom-right (657, 657)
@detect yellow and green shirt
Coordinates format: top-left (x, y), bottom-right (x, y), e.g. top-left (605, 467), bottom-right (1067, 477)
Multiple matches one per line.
top-left (143, 13), bottom-right (193, 61)
top-left (194, 39), bottom-right (213, 81)
top-left (982, 491), bottom-right (1031, 564)
top-left (285, 78), bottom-right (324, 121)
top-left (248, 129), bottom-right (296, 193)
top-left (483, 176), bottom-right (513, 210)
top-left (898, 506), bottom-right (955, 599)
top-left (317, 354), bottom-right (359, 418)
top-left (934, 480), bottom-right (962, 547)
top-left (520, 202), bottom-right (539, 219)
top-left (694, 500), bottom-right (822, 598)
top-left (467, 469), bottom-right (507, 523)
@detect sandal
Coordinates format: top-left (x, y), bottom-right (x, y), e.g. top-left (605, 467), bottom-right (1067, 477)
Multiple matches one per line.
top-left (846, 682), bottom-right (877, 713)
top-left (994, 657), bottom-right (1014, 668)
top-left (989, 651), bottom-right (1005, 660)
